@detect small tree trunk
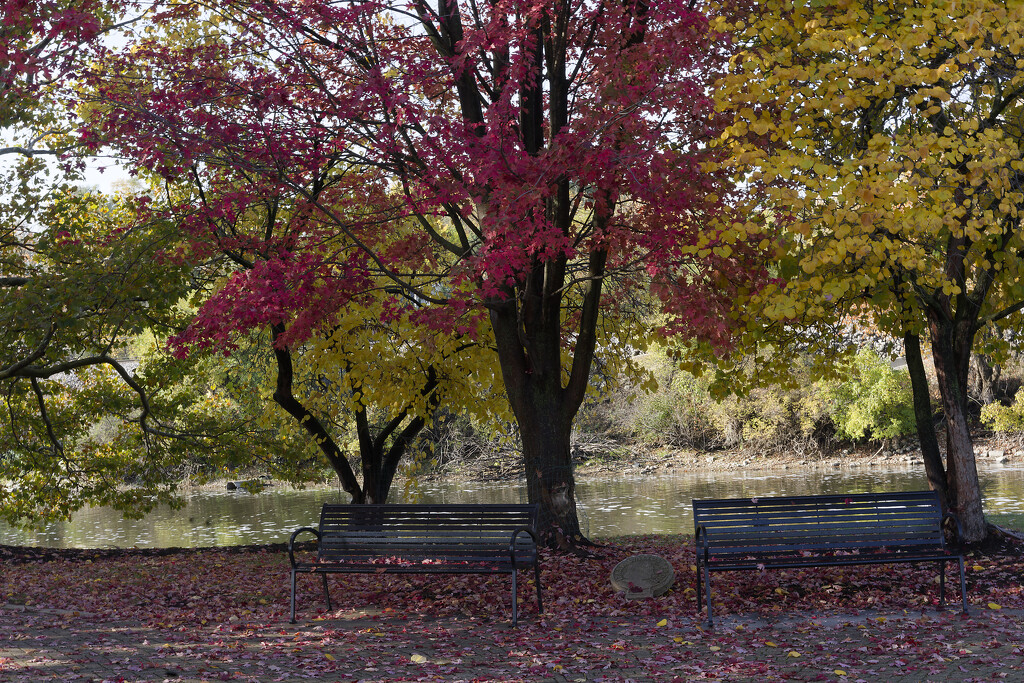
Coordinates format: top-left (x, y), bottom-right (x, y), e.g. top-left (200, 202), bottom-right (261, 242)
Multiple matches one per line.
top-left (904, 332), bottom-right (948, 506)
top-left (270, 324), bottom-right (364, 501)
top-left (970, 353), bottom-right (999, 406)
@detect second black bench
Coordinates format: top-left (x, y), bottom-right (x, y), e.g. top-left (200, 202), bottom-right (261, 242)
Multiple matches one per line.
top-left (288, 503), bottom-right (543, 625)
top-left (693, 490), bottom-right (967, 626)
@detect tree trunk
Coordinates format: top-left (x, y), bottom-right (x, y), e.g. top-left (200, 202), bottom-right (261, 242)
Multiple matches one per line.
top-left (516, 391), bottom-right (585, 548)
top-left (970, 352), bottom-right (999, 406)
top-left (487, 250), bottom-right (606, 549)
top-left (271, 324), bottom-right (437, 505)
top-left (489, 297), bottom-right (588, 548)
top-left (355, 403), bottom-right (433, 504)
top-left (904, 332), bottom-right (948, 507)
top-left (270, 324), bottom-right (364, 501)
top-left (928, 316), bottom-right (987, 542)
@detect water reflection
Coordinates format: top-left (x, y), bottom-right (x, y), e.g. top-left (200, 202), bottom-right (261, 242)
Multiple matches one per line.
top-left (3, 466), bottom-right (1023, 548)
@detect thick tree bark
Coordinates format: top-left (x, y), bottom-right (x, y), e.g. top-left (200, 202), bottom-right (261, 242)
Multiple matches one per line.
top-left (489, 296), bottom-right (586, 548)
top-left (516, 387), bottom-right (585, 548)
top-left (927, 315), bottom-right (987, 543)
top-left (488, 250), bottom-right (606, 549)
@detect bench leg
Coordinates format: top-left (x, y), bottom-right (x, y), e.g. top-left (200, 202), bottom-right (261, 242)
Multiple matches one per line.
top-left (322, 573), bottom-right (332, 612)
top-left (511, 570), bottom-right (519, 627)
top-left (534, 562), bottom-right (544, 615)
top-left (938, 560), bottom-right (947, 609)
top-left (696, 563), bottom-right (703, 612)
top-left (956, 555), bottom-right (969, 615)
top-left (290, 569), bottom-right (298, 624)
top-left (702, 565), bottom-right (714, 628)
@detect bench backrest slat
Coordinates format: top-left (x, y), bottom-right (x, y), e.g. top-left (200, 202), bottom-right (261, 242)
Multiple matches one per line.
top-left (315, 503), bottom-right (538, 564)
top-left (693, 491), bottom-right (945, 555)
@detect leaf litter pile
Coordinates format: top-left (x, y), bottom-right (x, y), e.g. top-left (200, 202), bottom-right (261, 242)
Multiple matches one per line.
top-left (2, 535), bottom-right (1023, 682)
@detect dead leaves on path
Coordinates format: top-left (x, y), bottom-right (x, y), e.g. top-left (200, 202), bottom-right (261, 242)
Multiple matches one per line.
top-left (2, 535), bottom-right (1023, 681)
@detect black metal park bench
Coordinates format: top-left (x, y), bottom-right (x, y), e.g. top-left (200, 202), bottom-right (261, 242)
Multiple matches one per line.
top-left (693, 490), bottom-right (967, 626)
top-left (288, 503), bottom-right (543, 626)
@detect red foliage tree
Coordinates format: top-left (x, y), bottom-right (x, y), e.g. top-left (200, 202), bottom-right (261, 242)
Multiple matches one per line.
top-left (1, 0), bottom-right (132, 159)
top-left (85, 0), bottom-right (761, 548)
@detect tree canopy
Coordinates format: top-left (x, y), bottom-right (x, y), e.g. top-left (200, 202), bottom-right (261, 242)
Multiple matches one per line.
top-left (1, 1), bottom-right (330, 524)
top-left (710, 0), bottom-right (1024, 541)
top-left (84, 0), bottom-right (757, 545)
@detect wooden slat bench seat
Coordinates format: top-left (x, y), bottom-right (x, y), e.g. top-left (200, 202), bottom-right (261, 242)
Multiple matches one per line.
top-left (288, 503), bottom-right (543, 626)
top-left (693, 490), bottom-right (967, 626)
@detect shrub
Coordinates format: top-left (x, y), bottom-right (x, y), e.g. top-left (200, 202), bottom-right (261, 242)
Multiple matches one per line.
top-left (616, 352), bottom-right (721, 450)
top-left (824, 349), bottom-right (917, 442)
top-left (981, 392), bottom-right (1024, 434)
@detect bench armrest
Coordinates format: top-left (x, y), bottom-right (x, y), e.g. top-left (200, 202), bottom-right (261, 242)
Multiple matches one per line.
top-left (695, 524), bottom-right (711, 563)
top-left (288, 526), bottom-right (321, 568)
top-left (509, 526), bottom-right (540, 564)
top-left (941, 511), bottom-right (965, 550)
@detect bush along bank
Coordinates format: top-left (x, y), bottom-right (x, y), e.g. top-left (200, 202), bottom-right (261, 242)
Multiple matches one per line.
top-left (414, 348), bottom-right (1024, 483)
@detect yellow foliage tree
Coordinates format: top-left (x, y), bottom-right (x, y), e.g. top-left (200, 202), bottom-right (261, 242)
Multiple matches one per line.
top-left (712, 0), bottom-right (1024, 541)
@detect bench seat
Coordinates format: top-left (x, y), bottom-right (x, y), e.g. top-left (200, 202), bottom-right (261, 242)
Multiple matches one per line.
top-left (288, 503), bottom-right (543, 625)
top-left (693, 490), bottom-right (967, 626)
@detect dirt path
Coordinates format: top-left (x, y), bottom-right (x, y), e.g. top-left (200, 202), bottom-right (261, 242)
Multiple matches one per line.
top-left (3, 539), bottom-right (1024, 682)
top-left (3, 603), bottom-right (1024, 682)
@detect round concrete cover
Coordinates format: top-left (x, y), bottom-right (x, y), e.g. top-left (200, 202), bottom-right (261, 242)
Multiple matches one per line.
top-left (610, 554), bottom-right (675, 599)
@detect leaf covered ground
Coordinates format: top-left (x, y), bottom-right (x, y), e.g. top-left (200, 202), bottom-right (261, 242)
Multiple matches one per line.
top-left (2, 535), bottom-right (1023, 682)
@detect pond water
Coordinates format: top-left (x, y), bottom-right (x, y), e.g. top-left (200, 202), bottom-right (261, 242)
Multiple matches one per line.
top-left (3, 465), bottom-right (1024, 549)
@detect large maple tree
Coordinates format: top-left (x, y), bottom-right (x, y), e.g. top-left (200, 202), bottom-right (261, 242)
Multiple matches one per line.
top-left (2, 1), bottom-right (334, 524)
top-left (81, 13), bottom-right (510, 505)
top-left (87, 0), bottom-right (751, 546)
top-left (710, 0), bottom-right (1024, 542)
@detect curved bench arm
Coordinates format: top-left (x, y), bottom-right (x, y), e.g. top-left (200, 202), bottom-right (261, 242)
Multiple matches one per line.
top-left (695, 524), bottom-right (711, 562)
top-left (288, 527), bottom-right (321, 568)
top-left (941, 512), bottom-right (965, 549)
top-left (509, 526), bottom-right (540, 564)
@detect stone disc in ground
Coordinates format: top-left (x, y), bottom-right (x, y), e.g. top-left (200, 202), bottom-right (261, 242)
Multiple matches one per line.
top-left (610, 554), bottom-right (675, 599)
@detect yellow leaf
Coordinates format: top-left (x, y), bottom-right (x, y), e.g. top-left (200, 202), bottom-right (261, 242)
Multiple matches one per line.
top-left (765, 641), bottom-right (777, 647)
top-left (988, 602), bottom-right (1002, 610)
top-left (325, 654), bottom-right (336, 661)
top-left (750, 120), bottom-right (770, 136)
top-left (411, 653), bottom-right (428, 663)
top-left (788, 650), bottom-right (801, 658)
top-left (656, 618), bottom-right (669, 627)
top-left (709, 645), bottom-right (721, 651)
top-left (834, 670), bottom-right (848, 677)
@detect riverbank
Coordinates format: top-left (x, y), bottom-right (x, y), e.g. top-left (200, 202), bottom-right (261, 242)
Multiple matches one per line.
top-left (423, 433), bottom-right (1024, 483)
top-left (3, 535), bottom-right (1024, 682)
top-left (186, 432), bottom-right (1024, 494)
